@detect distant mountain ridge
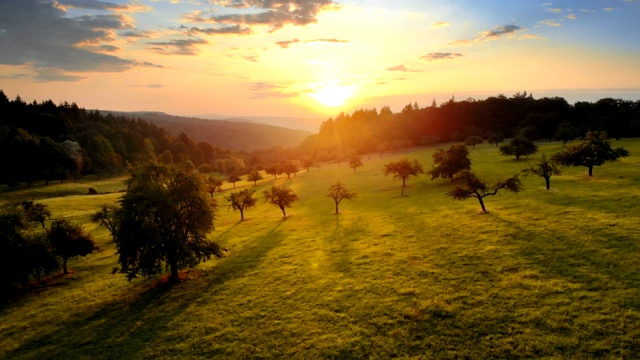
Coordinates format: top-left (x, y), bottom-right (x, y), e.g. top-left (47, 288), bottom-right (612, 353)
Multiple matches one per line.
top-left (102, 111), bottom-right (312, 151)
top-left (196, 114), bottom-right (324, 133)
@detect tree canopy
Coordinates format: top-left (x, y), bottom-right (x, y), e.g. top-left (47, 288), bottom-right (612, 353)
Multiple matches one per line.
top-left (429, 144), bottom-right (471, 182)
top-left (499, 136), bottom-right (538, 160)
top-left (226, 189), bottom-right (258, 221)
top-left (552, 131), bottom-right (629, 176)
top-left (448, 170), bottom-right (523, 213)
top-left (523, 154), bottom-right (561, 190)
top-left (327, 181), bottom-right (358, 214)
top-left (263, 185), bottom-right (299, 217)
top-left (114, 162), bottom-right (222, 281)
top-left (47, 219), bottom-right (96, 275)
top-left (383, 158), bottom-right (424, 196)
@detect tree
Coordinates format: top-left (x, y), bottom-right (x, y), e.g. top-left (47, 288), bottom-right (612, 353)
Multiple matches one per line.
top-left (47, 219), bottom-right (97, 275)
top-left (487, 132), bottom-right (504, 147)
top-left (247, 170), bottom-right (264, 186)
top-left (383, 158), bottom-right (424, 196)
top-left (226, 189), bottom-right (257, 221)
top-left (499, 136), bottom-right (538, 160)
top-left (265, 164), bottom-right (281, 179)
top-left (19, 201), bottom-right (51, 228)
top-left (205, 176), bottom-right (224, 198)
top-left (551, 131), bottom-right (629, 177)
top-left (464, 136), bottom-right (484, 148)
top-left (448, 170), bottom-right (523, 213)
top-left (349, 155), bottom-right (363, 172)
top-left (327, 181), bottom-right (357, 214)
top-left (263, 185), bottom-right (299, 217)
top-left (227, 173), bottom-right (241, 188)
top-left (523, 154), bottom-right (561, 190)
top-left (90, 204), bottom-right (120, 242)
top-left (281, 160), bottom-right (298, 179)
top-left (300, 156), bottom-right (315, 172)
top-left (114, 163), bottom-right (222, 281)
top-left (429, 144), bottom-right (472, 182)
top-left (554, 122), bottom-right (579, 146)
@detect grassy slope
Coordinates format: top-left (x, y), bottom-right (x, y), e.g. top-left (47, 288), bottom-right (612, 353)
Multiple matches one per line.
top-left (2, 140), bottom-right (640, 359)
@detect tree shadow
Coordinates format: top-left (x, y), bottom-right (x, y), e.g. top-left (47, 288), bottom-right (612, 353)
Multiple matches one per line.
top-left (4, 223), bottom-right (285, 359)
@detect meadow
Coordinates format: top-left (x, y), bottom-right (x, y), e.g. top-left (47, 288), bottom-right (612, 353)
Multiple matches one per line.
top-left (2, 139), bottom-right (640, 359)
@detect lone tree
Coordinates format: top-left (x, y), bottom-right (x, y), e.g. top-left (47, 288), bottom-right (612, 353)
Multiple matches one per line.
top-left (523, 154), bottom-right (561, 190)
top-left (90, 204), bottom-right (120, 242)
top-left (349, 155), bottom-right (363, 172)
top-left (263, 185), bottom-right (299, 218)
top-left (114, 163), bottom-right (222, 281)
top-left (429, 144), bottom-right (471, 182)
top-left (47, 219), bottom-right (97, 275)
top-left (247, 170), bottom-right (264, 186)
top-left (384, 158), bottom-right (424, 196)
top-left (226, 188), bottom-right (257, 221)
top-left (448, 170), bottom-right (523, 213)
top-left (499, 136), bottom-right (538, 160)
top-left (227, 173), bottom-right (241, 188)
top-left (327, 181), bottom-right (357, 214)
top-left (552, 131), bottom-right (629, 176)
top-left (464, 136), bottom-right (484, 149)
top-left (18, 201), bottom-right (51, 229)
top-left (205, 176), bottom-right (224, 198)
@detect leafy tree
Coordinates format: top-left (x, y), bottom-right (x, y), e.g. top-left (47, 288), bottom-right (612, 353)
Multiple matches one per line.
top-left (227, 173), bottom-right (241, 188)
top-left (499, 136), bottom-right (538, 160)
top-left (226, 189), bottom-right (257, 221)
top-left (448, 170), bottom-right (523, 213)
top-left (19, 201), bottom-right (51, 228)
top-left (114, 163), bottom-right (222, 281)
top-left (265, 164), bottom-right (281, 179)
top-left (300, 156), bottom-right (315, 172)
top-left (281, 160), bottom-right (298, 179)
top-left (464, 136), bottom-right (484, 148)
top-left (487, 132), bottom-right (505, 147)
top-left (349, 155), bottom-right (363, 172)
top-left (523, 154), bottom-right (561, 190)
top-left (554, 122), bottom-right (579, 146)
top-left (247, 170), bottom-right (264, 186)
top-left (429, 144), bottom-right (471, 182)
top-left (383, 158), bottom-right (424, 196)
top-left (91, 204), bottom-right (120, 242)
top-left (552, 131), bottom-right (629, 176)
top-left (47, 219), bottom-right (96, 275)
top-left (263, 185), bottom-right (299, 217)
top-left (0, 211), bottom-right (58, 291)
top-left (206, 176), bottom-right (224, 198)
top-left (327, 181), bottom-right (357, 214)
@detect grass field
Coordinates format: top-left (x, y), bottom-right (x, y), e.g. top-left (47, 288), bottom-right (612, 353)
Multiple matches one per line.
top-left (2, 139), bottom-right (640, 359)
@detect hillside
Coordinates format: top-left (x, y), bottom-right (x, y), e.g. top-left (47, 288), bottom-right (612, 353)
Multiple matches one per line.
top-left (105, 111), bottom-right (313, 151)
top-left (2, 139), bottom-right (640, 358)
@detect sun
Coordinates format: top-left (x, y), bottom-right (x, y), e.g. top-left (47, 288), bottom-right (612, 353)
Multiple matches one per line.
top-left (309, 84), bottom-right (355, 107)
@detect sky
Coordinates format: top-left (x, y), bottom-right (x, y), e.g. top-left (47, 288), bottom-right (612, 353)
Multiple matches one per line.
top-left (1, 0), bottom-right (639, 120)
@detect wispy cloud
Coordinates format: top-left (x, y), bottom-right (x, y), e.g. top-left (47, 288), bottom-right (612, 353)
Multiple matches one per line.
top-left (420, 52), bottom-right (463, 62)
top-left (431, 22), bottom-right (450, 29)
top-left (56, 0), bottom-right (152, 13)
top-left (540, 19), bottom-right (562, 26)
top-left (385, 65), bottom-right (423, 72)
top-left (250, 82), bottom-right (299, 99)
top-left (275, 38), bottom-right (349, 48)
top-left (450, 24), bottom-right (524, 46)
top-left (147, 38), bottom-right (208, 55)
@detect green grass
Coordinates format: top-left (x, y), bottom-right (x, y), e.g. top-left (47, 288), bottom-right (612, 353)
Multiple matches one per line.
top-left (2, 140), bottom-right (640, 359)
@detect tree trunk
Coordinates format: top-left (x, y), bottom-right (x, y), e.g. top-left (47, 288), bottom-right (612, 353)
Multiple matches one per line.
top-left (477, 197), bottom-right (487, 213)
top-left (240, 209), bottom-right (244, 221)
top-left (588, 166), bottom-right (593, 177)
top-left (545, 177), bottom-right (551, 190)
top-left (63, 258), bottom-right (68, 275)
top-left (401, 185), bottom-right (405, 197)
top-left (170, 264), bottom-right (179, 282)
top-left (335, 201), bottom-right (339, 214)
top-left (281, 207), bottom-right (286, 217)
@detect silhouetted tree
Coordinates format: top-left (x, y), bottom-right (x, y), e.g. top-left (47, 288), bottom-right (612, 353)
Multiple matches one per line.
top-left (464, 136), bottom-right (483, 148)
top-left (265, 164), bottom-right (281, 179)
top-left (554, 122), bottom-right (579, 146)
top-left (281, 161), bottom-right (298, 179)
top-left (429, 144), bottom-right (471, 182)
top-left (349, 155), bottom-right (363, 172)
top-left (19, 201), bottom-right (51, 228)
top-left (449, 170), bottom-right (523, 213)
top-left (487, 132), bottom-right (505, 147)
top-left (226, 189), bottom-right (257, 221)
top-left (552, 131), bottom-right (629, 176)
top-left (206, 177), bottom-right (224, 198)
top-left (499, 136), bottom-right (538, 160)
top-left (227, 173), bottom-right (241, 188)
top-left (327, 181), bottom-right (357, 214)
top-left (114, 163), bottom-right (222, 281)
top-left (90, 204), bottom-right (120, 242)
top-left (247, 170), bottom-right (263, 186)
top-left (47, 219), bottom-right (96, 275)
top-left (523, 154), bottom-right (561, 190)
top-left (384, 158), bottom-right (424, 196)
top-left (263, 185), bottom-right (299, 217)
top-left (301, 156), bottom-right (315, 172)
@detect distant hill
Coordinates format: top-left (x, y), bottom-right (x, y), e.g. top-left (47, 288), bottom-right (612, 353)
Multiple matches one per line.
top-left (103, 111), bottom-right (312, 151)
top-left (197, 114), bottom-right (324, 133)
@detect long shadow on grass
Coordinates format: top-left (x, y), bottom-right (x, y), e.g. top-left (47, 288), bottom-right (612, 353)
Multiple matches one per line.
top-left (5, 224), bottom-right (285, 359)
top-left (489, 213), bottom-right (640, 298)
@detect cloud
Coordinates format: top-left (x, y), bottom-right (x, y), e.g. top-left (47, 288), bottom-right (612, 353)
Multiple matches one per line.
top-left (120, 29), bottom-right (153, 38)
top-left (603, 7), bottom-right (614, 11)
top-left (57, 0), bottom-right (152, 12)
top-left (0, 0), bottom-right (142, 80)
top-left (540, 19), bottom-right (562, 26)
top-left (519, 34), bottom-right (545, 40)
top-left (187, 0), bottom-right (340, 32)
top-left (250, 82), bottom-right (299, 99)
top-left (580, 8), bottom-right (595, 13)
top-left (420, 53), bottom-right (463, 62)
top-left (147, 38), bottom-right (209, 55)
top-left (431, 22), bottom-right (450, 29)
top-left (478, 24), bottom-right (522, 39)
top-left (385, 65), bottom-right (423, 72)
top-left (564, 14), bottom-right (576, 19)
top-left (275, 38), bottom-right (348, 48)
top-left (189, 25), bottom-right (252, 35)
top-left (244, 55), bottom-right (259, 62)
top-left (545, 8), bottom-right (563, 13)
